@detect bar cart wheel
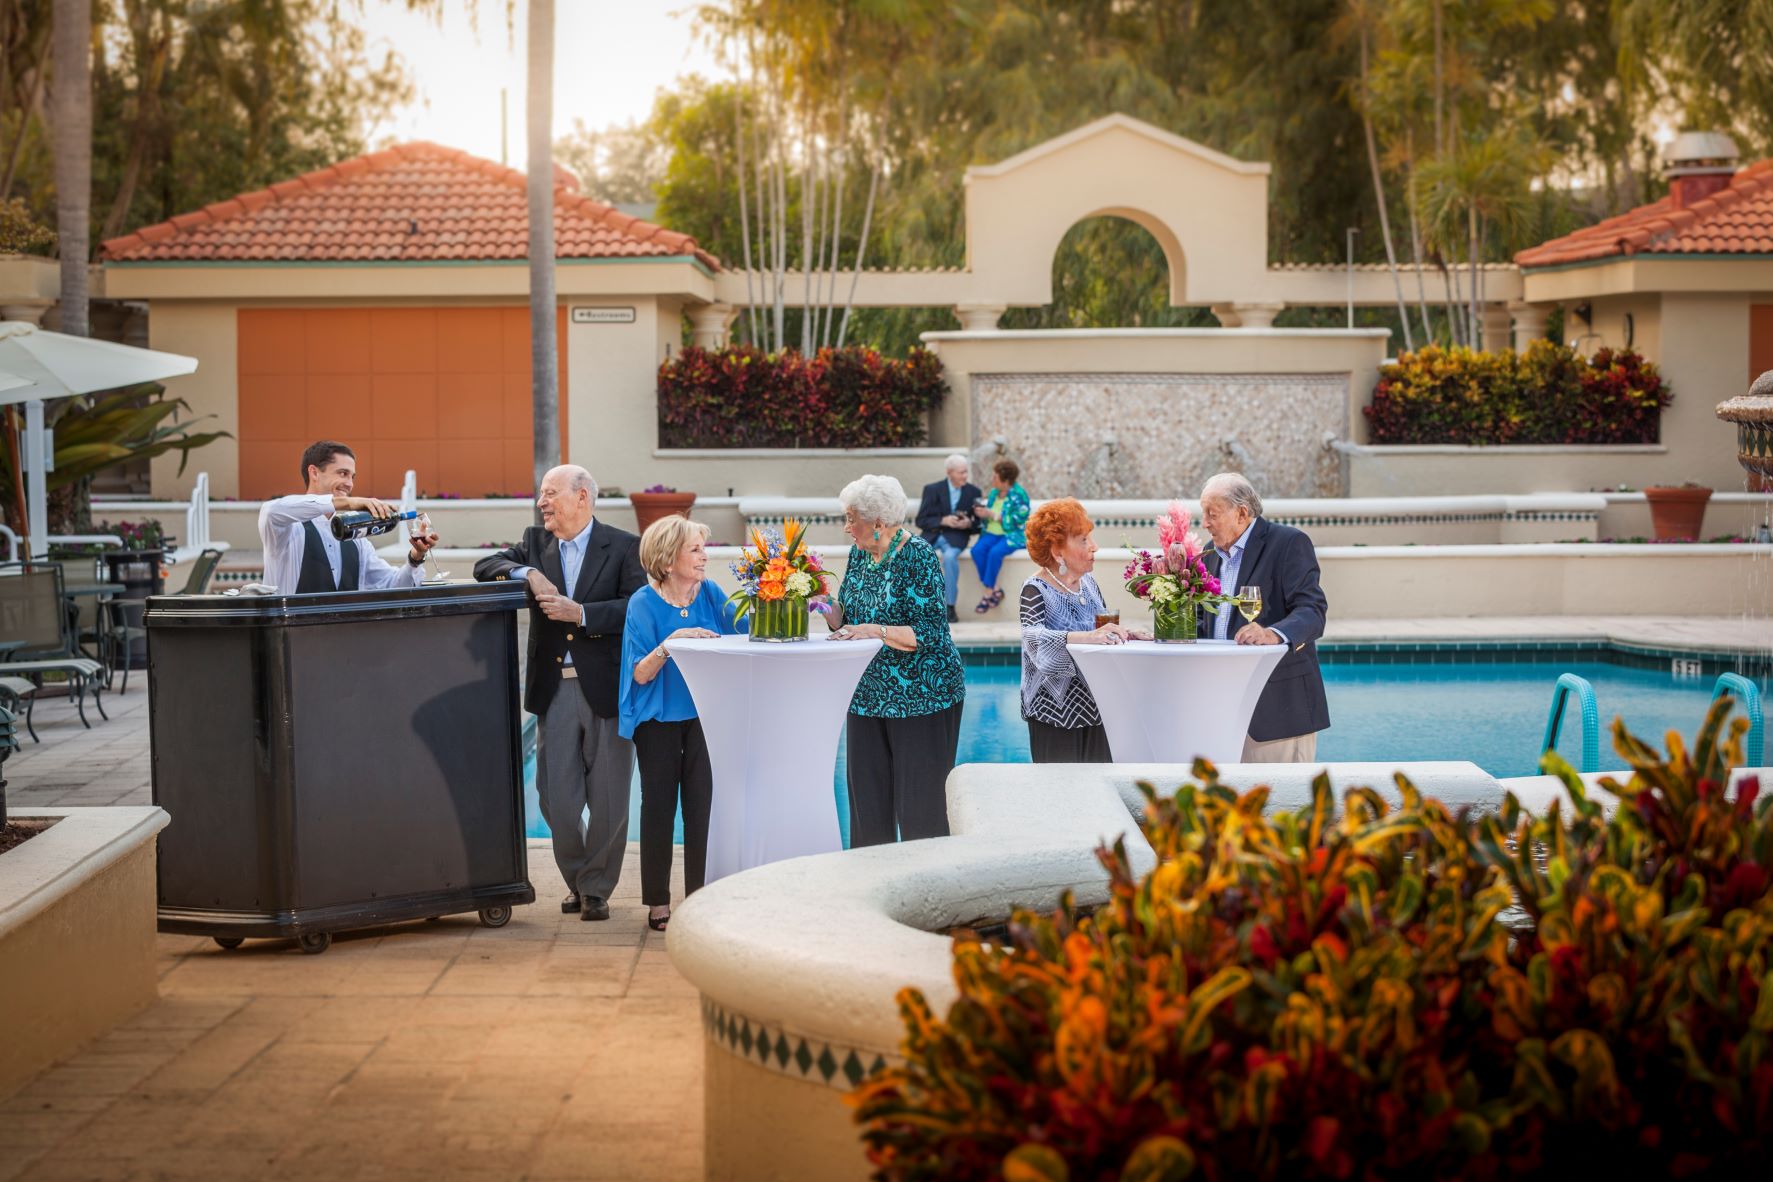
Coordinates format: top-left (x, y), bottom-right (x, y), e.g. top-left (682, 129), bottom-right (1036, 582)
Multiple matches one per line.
top-left (213, 937), bottom-right (244, 950)
top-left (478, 905), bottom-right (512, 928)
top-left (298, 932), bottom-right (332, 955)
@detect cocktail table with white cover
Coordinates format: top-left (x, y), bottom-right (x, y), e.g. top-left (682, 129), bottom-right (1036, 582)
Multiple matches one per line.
top-left (1066, 639), bottom-right (1288, 764)
top-left (669, 634), bottom-right (883, 882)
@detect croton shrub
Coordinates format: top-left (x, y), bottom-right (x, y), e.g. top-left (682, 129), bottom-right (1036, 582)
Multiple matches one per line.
top-left (1364, 341), bottom-right (1671, 445)
top-left (657, 345), bottom-right (948, 448)
top-left (851, 700), bottom-right (1769, 1180)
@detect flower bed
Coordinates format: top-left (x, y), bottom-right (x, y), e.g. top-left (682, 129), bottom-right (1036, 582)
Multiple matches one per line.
top-left (1365, 342), bottom-right (1670, 445)
top-left (658, 346), bottom-right (948, 448)
top-left (852, 702), bottom-right (1769, 1179)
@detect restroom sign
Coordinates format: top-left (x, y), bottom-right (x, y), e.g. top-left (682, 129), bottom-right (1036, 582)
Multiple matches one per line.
top-left (572, 306), bottom-right (636, 324)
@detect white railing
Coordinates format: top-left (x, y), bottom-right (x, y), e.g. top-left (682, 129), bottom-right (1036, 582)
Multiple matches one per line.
top-left (0, 524), bottom-right (16, 563)
top-left (184, 472), bottom-right (213, 552)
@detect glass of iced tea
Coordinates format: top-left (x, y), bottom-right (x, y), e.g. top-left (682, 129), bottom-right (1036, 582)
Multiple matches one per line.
top-left (1094, 611), bottom-right (1120, 629)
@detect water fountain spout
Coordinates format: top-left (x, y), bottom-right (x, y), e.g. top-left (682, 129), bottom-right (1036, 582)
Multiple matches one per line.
top-left (969, 434), bottom-right (1008, 487)
top-left (1076, 432), bottom-right (1137, 499)
top-left (1219, 436), bottom-right (1272, 493)
top-left (1717, 371), bottom-right (1773, 494)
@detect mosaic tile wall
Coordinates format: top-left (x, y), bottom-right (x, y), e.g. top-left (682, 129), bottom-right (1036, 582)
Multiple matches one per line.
top-left (972, 372), bottom-right (1351, 499)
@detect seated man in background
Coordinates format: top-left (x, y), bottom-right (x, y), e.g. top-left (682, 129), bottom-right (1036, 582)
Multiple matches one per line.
top-left (915, 454), bottom-right (981, 623)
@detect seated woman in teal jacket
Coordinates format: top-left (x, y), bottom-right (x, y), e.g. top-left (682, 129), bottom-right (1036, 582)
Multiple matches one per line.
top-left (619, 515), bottom-right (739, 931)
top-left (969, 457), bottom-right (1030, 613)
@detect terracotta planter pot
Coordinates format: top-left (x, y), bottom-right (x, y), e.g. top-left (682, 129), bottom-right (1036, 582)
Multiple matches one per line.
top-left (629, 491), bottom-right (698, 535)
top-left (1643, 486), bottom-right (1712, 541)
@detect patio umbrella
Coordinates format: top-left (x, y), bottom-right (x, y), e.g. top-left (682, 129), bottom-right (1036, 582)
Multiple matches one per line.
top-left (0, 321), bottom-right (199, 559)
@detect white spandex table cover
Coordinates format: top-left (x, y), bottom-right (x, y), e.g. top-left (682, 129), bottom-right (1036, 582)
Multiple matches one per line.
top-left (670, 634), bottom-right (883, 882)
top-left (1066, 639), bottom-right (1288, 764)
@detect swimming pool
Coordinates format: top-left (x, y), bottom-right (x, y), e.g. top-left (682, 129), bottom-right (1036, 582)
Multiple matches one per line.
top-left (523, 655), bottom-right (1767, 843)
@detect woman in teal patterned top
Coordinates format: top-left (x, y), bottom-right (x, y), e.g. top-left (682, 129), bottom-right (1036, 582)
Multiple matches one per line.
top-left (969, 457), bottom-right (1030, 614)
top-left (825, 474), bottom-right (966, 847)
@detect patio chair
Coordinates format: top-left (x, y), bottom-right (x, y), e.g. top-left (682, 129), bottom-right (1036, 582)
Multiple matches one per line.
top-left (0, 562), bottom-right (108, 730)
top-left (98, 548), bottom-right (225, 693)
top-left (0, 702), bottom-right (15, 825)
top-left (0, 677), bottom-right (36, 742)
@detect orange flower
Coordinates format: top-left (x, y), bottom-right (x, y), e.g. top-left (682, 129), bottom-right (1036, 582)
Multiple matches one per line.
top-left (757, 580), bottom-right (786, 601)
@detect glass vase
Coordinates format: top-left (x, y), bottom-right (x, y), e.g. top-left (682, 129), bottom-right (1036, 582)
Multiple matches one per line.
top-left (1152, 601), bottom-right (1198, 643)
top-left (748, 595), bottom-right (810, 642)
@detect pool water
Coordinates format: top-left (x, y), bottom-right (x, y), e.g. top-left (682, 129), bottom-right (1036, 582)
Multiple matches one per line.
top-left (522, 661), bottom-right (1766, 844)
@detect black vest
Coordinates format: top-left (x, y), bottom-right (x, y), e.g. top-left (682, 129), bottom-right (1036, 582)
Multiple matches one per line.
top-left (296, 520), bottom-right (359, 593)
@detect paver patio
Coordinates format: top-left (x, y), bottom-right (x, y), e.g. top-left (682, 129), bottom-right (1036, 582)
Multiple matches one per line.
top-left (2, 614), bottom-right (1766, 1181)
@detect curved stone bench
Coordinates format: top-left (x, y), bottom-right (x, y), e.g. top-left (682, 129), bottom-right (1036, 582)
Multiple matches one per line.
top-left (668, 758), bottom-right (1507, 1182)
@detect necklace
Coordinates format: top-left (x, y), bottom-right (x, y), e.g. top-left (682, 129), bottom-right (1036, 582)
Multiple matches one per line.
top-left (1045, 568), bottom-right (1086, 603)
top-left (860, 528), bottom-right (907, 569)
top-left (659, 581), bottom-right (696, 618)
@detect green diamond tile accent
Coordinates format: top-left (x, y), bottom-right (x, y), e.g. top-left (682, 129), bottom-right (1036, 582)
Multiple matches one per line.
top-left (869, 1055), bottom-right (886, 1078)
top-left (842, 1051), bottom-right (866, 1087)
top-left (774, 1034), bottom-right (792, 1068)
top-left (755, 1032), bottom-right (772, 1063)
top-left (816, 1047), bottom-right (839, 1083)
top-left (739, 1020), bottom-right (753, 1056)
top-left (794, 1041), bottom-right (814, 1076)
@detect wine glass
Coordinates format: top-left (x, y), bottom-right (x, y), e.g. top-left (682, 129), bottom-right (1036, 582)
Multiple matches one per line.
top-left (411, 512), bottom-right (448, 582)
top-left (1237, 585), bottom-right (1262, 624)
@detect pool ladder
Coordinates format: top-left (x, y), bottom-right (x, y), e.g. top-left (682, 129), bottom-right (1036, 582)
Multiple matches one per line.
top-left (1542, 671), bottom-right (1764, 773)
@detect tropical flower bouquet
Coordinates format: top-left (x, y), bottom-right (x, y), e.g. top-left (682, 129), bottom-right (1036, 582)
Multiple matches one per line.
top-left (1123, 502), bottom-right (1236, 642)
top-left (727, 518), bottom-right (829, 642)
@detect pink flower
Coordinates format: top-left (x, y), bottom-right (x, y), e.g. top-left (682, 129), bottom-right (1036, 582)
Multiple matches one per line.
top-left (1207, 577), bottom-right (1222, 594)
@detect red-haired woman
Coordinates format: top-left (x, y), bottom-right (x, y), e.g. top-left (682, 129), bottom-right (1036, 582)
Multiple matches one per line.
top-left (1019, 498), bottom-right (1145, 762)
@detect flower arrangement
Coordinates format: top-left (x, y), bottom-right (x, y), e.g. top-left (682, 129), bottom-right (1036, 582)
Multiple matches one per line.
top-left (98, 519), bottom-right (165, 551)
top-left (851, 701), bottom-right (1770, 1180)
top-left (726, 518), bottom-right (829, 641)
top-left (1122, 502), bottom-right (1234, 641)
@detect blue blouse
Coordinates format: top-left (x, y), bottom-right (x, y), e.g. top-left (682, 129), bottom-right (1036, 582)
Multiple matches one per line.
top-left (618, 580), bottom-right (740, 739)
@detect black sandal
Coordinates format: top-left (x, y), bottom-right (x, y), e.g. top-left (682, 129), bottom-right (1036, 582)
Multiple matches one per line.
top-left (648, 912), bottom-right (671, 932)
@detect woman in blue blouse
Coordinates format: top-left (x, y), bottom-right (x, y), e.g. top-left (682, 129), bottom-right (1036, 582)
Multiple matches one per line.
top-left (970, 458), bottom-right (1030, 613)
top-left (620, 515), bottom-right (739, 930)
top-left (824, 474), bottom-right (966, 846)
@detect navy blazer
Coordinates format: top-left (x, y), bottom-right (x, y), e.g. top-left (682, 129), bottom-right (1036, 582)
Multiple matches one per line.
top-left (1200, 516), bottom-right (1331, 742)
top-left (915, 479), bottom-right (983, 549)
top-left (473, 521), bottom-right (646, 719)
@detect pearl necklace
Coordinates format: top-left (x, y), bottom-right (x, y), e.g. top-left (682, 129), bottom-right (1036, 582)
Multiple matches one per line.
top-left (1045, 568), bottom-right (1086, 604)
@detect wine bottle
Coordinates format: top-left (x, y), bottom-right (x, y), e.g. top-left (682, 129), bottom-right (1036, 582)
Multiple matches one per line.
top-left (330, 509), bottom-right (419, 541)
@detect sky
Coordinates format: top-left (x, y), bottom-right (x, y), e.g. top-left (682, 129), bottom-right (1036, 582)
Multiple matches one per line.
top-left (359, 0), bottom-right (721, 168)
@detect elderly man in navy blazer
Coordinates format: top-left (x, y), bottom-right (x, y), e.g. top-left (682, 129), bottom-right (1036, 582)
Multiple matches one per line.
top-left (474, 464), bottom-right (645, 921)
top-left (1197, 472), bottom-right (1330, 761)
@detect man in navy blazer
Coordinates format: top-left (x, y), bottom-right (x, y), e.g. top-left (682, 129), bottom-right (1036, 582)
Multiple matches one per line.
top-left (1197, 472), bottom-right (1330, 761)
top-left (914, 454), bottom-right (982, 623)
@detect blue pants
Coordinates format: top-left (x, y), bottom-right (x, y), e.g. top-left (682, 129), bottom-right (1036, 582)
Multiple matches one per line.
top-left (972, 532), bottom-right (1014, 591)
top-left (933, 536), bottom-right (964, 605)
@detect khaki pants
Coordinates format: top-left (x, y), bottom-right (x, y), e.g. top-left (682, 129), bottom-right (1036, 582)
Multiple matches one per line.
top-left (1241, 732), bottom-right (1318, 763)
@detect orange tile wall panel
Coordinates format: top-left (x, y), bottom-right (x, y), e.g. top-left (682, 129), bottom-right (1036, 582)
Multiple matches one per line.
top-left (1752, 305), bottom-right (1773, 385)
top-left (236, 307), bottom-right (568, 499)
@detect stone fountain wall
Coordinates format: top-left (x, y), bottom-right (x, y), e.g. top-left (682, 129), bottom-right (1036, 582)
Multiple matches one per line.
top-left (972, 372), bottom-right (1349, 500)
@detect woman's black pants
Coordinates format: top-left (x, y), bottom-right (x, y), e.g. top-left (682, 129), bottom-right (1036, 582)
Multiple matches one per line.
top-left (633, 717), bottom-right (713, 907)
top-left (845, 701), bottom-right (964, 847)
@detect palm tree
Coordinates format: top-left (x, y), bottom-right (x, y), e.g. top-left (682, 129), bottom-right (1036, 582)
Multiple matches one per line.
top-left (1334, 0), bottom-right (1412, 351)
top-left (526, 0), bottom-right (557, 493)
top-left (51, 0), bottom-right (89, 338)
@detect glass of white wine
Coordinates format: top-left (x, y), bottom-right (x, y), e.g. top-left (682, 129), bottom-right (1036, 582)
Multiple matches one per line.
top-left (1237, 585), bottom-right (1262, 624)
top-left (411, 512), bottom-right (448, 582)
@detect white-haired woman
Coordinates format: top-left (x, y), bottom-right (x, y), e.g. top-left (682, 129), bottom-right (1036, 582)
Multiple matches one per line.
top-left (619, 515), bottom-right (740, 931)
top-left (825, 474), bottom-right (966, 846)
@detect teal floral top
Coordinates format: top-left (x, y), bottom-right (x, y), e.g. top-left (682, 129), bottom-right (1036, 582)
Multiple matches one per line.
top-left (838, 532), bottom-right (966, 719)
top-left (984, 484), bottom-right (1031, 548)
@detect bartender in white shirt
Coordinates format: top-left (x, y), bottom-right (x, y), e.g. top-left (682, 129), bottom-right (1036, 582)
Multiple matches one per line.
top-left (257, 440), bottom-right (439, 594)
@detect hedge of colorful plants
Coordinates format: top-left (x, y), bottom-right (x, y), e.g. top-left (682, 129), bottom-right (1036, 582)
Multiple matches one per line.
top-left (657, 345), bottom-right (948, 448)
top-left (851, 700), bottom-right (1769, 1180)
top-left (1364, 342), bottom-right (1671, 445)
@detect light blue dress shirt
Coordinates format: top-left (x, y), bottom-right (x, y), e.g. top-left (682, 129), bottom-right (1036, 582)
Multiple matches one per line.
top-left (514, 520), bottom-right (593, 660)
top-left (1212, 518), bottom-right (1285, 644)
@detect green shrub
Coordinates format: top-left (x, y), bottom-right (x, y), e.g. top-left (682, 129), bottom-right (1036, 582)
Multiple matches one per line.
top-left (851, 701), bottom-right (1769, 1180)
top-left (657, 345), bottom-right (947, 448)
top-left (1365, 342), bottom-right (1671, 445)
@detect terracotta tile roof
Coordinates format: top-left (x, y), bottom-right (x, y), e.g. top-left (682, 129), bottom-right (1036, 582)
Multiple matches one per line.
top-left (1515, 160), bottom-right (1773, 268)
top-left (101, 141), bottom-right (719, 269)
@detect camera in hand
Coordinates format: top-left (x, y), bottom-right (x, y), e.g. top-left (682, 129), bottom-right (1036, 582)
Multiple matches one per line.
top-left (331, 509), bottom-right (419, 541)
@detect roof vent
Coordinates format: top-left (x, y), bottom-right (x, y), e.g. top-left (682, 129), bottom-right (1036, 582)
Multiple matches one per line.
top-left (1664, 131), bottom-right (1739, 209)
